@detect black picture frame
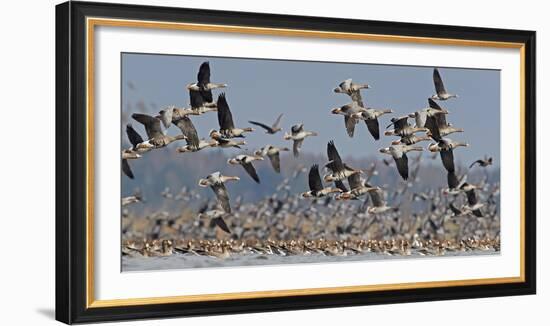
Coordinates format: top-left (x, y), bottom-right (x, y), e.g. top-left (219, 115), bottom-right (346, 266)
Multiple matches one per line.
top-left (56, 1), bottom-right (536, 324)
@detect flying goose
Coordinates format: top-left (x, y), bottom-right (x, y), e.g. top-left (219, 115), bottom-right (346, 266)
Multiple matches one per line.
top-left (324, 141), bottom-right (361, 183)
top-left (331, 102), bottom-right (367, 137)
top-left (351, 108), bottom-right (394, 140)
top-left (176, 139), bottom-right (218, 153)
top-left (379, 144), bottom-right (423, 180)
top-left (216, 93), bottom-right (254, 138)
top-left (427, 138), bottom-right (469, 173)
top-left (301, 164), bottom-right (343, 198)
top-left (209, 130), bottom-right (246, 149)
top-left (254, 145), bottom-right (290, 173)
top-left (121, 123), bottom-right (146, 179)
top-left (424, 99), bottom-right (464, 139)
top-left (333, 79), bottom-right (370, 104)
top-left (385, 116), bottom-right (428, 137)
top-left (248, 114), bottom-right (284, 134)
top-left (198, 209), bottom-right (231, 234)
top-left (131, 113), bottom-right (186, 149)
top-left (432, 68), bottom-right (458, 100)
top-left (470, 156), bottom-right (493, 169)
top-left (408, 103), bottom-right (449, 128)
top-left (337, 173), bottom-right (376, 200)
top-left (283, 123), bottom-right (318, 157)
top-left (366, 187), bottom-right (393, 214)
top-left (460, 183), bottom-right (484, 217)
top-left (186, 61), bottom-right (227, 104)
top-left (227, 154), bottom-right (264, 183)
top-left (391, 133), bottom-right (431, 145)
top-left (198, 172), bottom-right (240, 213)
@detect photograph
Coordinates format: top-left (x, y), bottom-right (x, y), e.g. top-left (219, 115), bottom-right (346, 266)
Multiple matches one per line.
top-left (120, 53), bottom-right (501, 271)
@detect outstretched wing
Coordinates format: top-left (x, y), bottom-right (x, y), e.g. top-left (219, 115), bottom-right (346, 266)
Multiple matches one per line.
top-left (272, 113), bottom-right (284, 128)
top-left (365, 118), bottom-right (380, 140)
top-left (447, 171), bottom-right (459, 189)
top-left (157, 109), bottom-right (173, 129)
top-left (394, 154), bottom-right (409, 180)
top-left (268, 153), bottom-right (281, 173)
top-left (433, 68), bottom-right (447, 96)
top-left (344, 116), bottom-right (356, 137)
top-left (335, 180), bottom-right (348, 192)
top-left (439, 149), bottom-right (455, 173)
top-left (131, 113), bottom-right (163, 140)
top-left (122, 159), bottom-right (134, 179)
top-left (216, 93), bottom-right (235, 130)
top-left (197, 61), bottom-right (210, 86)
top-left (347, 173), bottom-right (362, 190)
top-left (242, 162), bottom-right (260, 183)
top-left (308, 164), bottom-right (323, 192)
top-left (350, 90), bottom-right (364, 107)
top-left (126, 123), bottom-right (144, 149)
top-left (174, 116), bottom-right (199, 149)
top-left (327, 141), bottom-right (344, 172)
top-left (189, 89), bottom-right (205, 109)
top-left (293, 139), bottom-right (303, 157)
top-left (248, 120), bottom-right (272, 132)
top-left (211, 183), bottom-right (231, 213)
top-left (211, 217), bottom-right (231, 234)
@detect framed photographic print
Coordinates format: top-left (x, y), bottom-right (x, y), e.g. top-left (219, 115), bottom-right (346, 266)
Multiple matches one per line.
top-left (56, 1), bottom-right (536, 324)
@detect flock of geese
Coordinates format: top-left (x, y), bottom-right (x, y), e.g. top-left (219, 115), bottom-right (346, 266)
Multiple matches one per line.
top-left (122, 62), bottom-right (497, 259)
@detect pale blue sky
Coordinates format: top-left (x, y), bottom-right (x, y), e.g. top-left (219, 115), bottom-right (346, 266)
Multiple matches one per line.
top-left (121, 53), bottom-right (500, 166)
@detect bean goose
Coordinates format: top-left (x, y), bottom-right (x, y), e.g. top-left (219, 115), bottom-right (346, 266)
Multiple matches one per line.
top-left (248, 114), bottom-right (284, 134)
top-left (431, 68), bottom-right (458, 100)
top-left (198, 172), bottom-right (240, 213)
top-left (351, 108), bottom-right (393, 140)
top-left (301, 164), bottom-right (343, 198)
top-left (283, 123), bottom-right (318, 157)
top-left (227, 154), bottom-right (264, 183)
top-left (216, 93), bottom-right (254, 138)
top-left (331, 102), bottom-right (366, 137)
top-left (424, 99), bottom-right (464, 138)
top-left (379, 144), bottom-right (423, 180)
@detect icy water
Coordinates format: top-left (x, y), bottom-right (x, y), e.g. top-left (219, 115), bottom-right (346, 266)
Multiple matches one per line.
top-left (122, 250), bottom-right (499, 272)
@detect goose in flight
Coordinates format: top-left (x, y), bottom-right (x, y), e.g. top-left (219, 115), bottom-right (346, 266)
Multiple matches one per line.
top-left (460, 183), bottom-right (484, 217)
top-left (198, 209), bottom-right (231, 234)
top-left (131, 113), bottom-right (186, 149)
top-left (391, 133), bottom-right (431, 145)
top-left (379, 144), bottom-right (423, 180)
top-left (176, 139), bottom-right (218, 153)
top-left (428, 138), bottom-right (469, 173)
top-left (431, 68), bottom-right (458, 100)
top-left (227, 154), bottom-right (264, 183)
top-left (209, 130), bottom-right (246, 149)
top-left (283, 123), bottom-right (318, 157)
top-left (198, 172), bottom-right (240, 213)
top-left (334, 79), bottom-right (370, 102)
top-left (216, 93), bottom-right (254, 138)
top-left (337, 173), bottom-right (376, 200)
top-left (324, 141), bottom-right (362, 183)
top-left (470, 156), bottom-right (493, 169)
top-left (331, 102), bottom-right (367, 137)
top-left (186, 61), bottom-right (227, 104)
top-left (121, 123), bottom-right (146, 179)
top-left (385, 116), bottom-right (428, 137)
top-left (366, 187), bottom-right (393, 215)
top-left (424, 99), bottom-right (463, 139)
top-left (248, 114), bottom-right (284, 134)
top-left (301, 164), bottom-right (344, 198)
top-left (254, 145), bottom-right (290, 173)
top-left (408, 103), bottom-right (449, 128)
top-left (351, 107), bottom-right (393, 140)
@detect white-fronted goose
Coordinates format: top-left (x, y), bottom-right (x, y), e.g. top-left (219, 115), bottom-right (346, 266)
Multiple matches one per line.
top-left (408, 104), bottom-right (449, 128)
top-left (379, 144), bottom-right (423, 180)
top-left (301, 164), bottom-right (343, 198)
top-left (217, 93), bottom-right (254, 138)
top-left (470, 156), bottom-right (493, 169)
top-left (283, 123), bottom-right (318, 157)
top-left (176, 139), bottom-right (217, 153)
top-left (432, 68), bottom-right (458, 100)
top-left (427, 138), bottom-right (469, 173)
top-left (227, 154), bottom-right (264, 183)
top-left (337, 173), bottom-right (376, 200)
top-left (186, 62), bottom-right (227, 104)
top-left (198, 171), bottom-right (240, 213)
top-left (351, 108), bottom-right (394, 140)
top-left (391, 134), bottom-right (431, 145)
top-left (366, 187), bottom-right (393, 214)
top-left (333, 79), bottom-right (370, 104)
top-left (254, 145), bottom-right (290, 173)
top-left (424, 99), bottom-right (464, 139)
top-left (209, 130), bottom-right (246, 149)
top-left (131, 113), bottom-right (187, 148)
top-left (248, 114), bottom-right (284, 134)
top-left (198, 209), bottom-right (231, 234)
top-left (385, 116), bottom-right (428, 137)
top-left (331, 102), bottom-right (366, 137)
top-left (324, 140), bottom-right (362, 182)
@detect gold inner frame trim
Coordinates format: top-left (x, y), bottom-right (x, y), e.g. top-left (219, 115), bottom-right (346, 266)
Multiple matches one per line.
top-left (85, 17), bottom-right (527, 308)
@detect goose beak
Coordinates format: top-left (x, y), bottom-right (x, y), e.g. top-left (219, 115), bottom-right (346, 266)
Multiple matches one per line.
top-left (331, 107), bottom-right (341, 114)
top-left (198, 179), bottom-right (208, 187)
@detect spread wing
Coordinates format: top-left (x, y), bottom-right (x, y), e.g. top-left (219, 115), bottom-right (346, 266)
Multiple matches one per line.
top-left (189, 89), bottom-right (205, 109)
top-left (126, 123), bottom-right (144, 149)
top-left (131, 113), bottom-right (163, 140)
top-left (197, 61), bottom-right (210, 86)
top-left (347, 173), bottom-right (362, 190)
top-left (211, 183), bottom-right (231, 213)
top-left (308, 164), bottom-right (323, 192)
top-left (122, 159), bottom-right (134, 179)
top-left (335, 180), bottom-right (348, 192)
top-left (344, 116), bottom-right (356, 137)
top-left (350, 90), bottom-right (364, 107)
top-left (242, 162), bottom-right (260, 183)
top-left (327, 141), bottom-right (344, 172)
top-left (293, 139), bottom-right (303, 157)
top-left (174, 116), bottom-right (199, 149)
top-left (394, 154), bottom-right (409, 180)
top-left (216, 93), bottom-right (235, 130)
top-left (369, 189), bottom-right (384, 207)
top-left (211, 217), bottom-right (231, 234)
top-left (365, 118), bottom-right (380, 140)
top-left (447, 171), bottom-right (459, 189)
top-left (439, 149), bottom-right (455, 173)
top-left (449, 203), bottom-right (462, 216)
top-left (248, 120), bottom-right (272, 132)
top-left (157, 109), bottom-right (173, 129)
top-left (272, 113), bottom-right (283, 128)
top-left (291, 124), bottom-right (304, 135)
top-left (433, 68), bottom-right (447, 96)
top-left (268, 152), bottom-right (281, 173)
